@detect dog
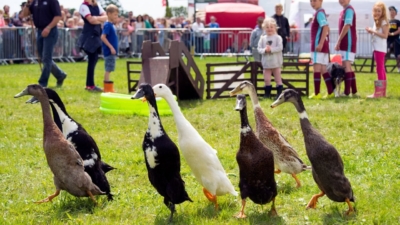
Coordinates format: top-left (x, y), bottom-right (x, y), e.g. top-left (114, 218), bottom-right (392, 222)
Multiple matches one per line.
top-left (326, 62), bottom-right (346, 97)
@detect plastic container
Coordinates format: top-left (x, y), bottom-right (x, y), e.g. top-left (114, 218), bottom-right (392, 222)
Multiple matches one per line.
top-left (99, 93), bottom-right (175, 116)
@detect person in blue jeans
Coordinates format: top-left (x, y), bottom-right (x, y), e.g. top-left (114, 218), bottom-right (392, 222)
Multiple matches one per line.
top-left (101, 4), bottom-right (119, 93)
top-left (22, 0), bottom-right (67, 103)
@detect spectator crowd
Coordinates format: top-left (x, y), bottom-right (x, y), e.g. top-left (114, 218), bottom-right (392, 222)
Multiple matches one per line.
top-left (0, 2), bottom-right (217, 64)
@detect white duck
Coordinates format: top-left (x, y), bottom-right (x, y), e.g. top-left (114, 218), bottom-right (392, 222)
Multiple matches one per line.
top-left (152, 84), bottom-right (237, 209)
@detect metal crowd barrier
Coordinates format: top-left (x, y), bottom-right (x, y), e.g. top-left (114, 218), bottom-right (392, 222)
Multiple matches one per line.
top-left (0, 27), bottom-right (375, 65)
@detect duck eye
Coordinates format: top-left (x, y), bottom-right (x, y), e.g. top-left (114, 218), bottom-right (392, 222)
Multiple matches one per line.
top-left (159, 85), bottom-right (162, 88)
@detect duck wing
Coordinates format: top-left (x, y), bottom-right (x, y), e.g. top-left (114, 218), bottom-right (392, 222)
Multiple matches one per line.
top-left (68, 130), bottom-right (102, 168)
top-left (278, 134), bottom-right (300, 157)
top-left (69, 130), bottom-right (113, 199)
top-left (308, 142), bottom-right (353, 202)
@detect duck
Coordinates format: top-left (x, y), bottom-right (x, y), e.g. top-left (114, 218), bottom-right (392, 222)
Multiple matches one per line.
top-left (14, 84), bottom-right (105, 203)
top-left (271, 89), bottom-right (355, 215)
top-left (234, 94), bottom-right (277, 218)
top-left (132, 83), bottom-right (192, 222)
top-left (230, 81), bottom-right (310, 188)
top-left (33, 88), bottom-right (114, 200)
top-left (152, 84), bottom-right (237, 209)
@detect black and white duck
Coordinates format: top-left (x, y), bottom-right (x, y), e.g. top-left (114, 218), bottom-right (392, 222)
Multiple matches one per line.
top-left (234, 94), bottom-right (278, 218)
top-left (132, 83), bottom-right (192, 222)
top-left (34, 88), bottom-right (114, 200)
top-left (271, 89), bottom-right (355, 215)
top-left (153, 84), bottom-right (237, 210)
top-left (15, 84), bottom-right (105, 203)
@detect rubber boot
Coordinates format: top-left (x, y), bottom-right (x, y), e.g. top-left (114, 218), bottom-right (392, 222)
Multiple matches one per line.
top-left (275, 85), bottom-right (283, 100)
top-left (367, 80), bottom-right (386, 98)
top-left (382, 80), bottom-right (387, 97)
top-left (104, 81), bottom-right (115, 93)
top-left (264, 85), bottom-right (272, 98)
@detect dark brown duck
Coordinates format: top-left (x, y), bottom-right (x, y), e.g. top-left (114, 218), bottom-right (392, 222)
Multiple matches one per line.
top-left (271, 89), bottom-right (355, 215)
top-left (234, 94), bottom-right (277, 219)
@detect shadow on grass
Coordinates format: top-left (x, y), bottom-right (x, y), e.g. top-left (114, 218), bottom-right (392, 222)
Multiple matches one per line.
top-left (50, 196), bottom-right (109, 220)
top-left (247, 212), bottom-right (286, 225)
top-left (153, 211), bottom-right (189, 225)
top-left (153, 199), bottom-right (238, 225)
top-left (194, 204), bottom-right (220, 219)
top-left (332, 96), bottom-right (354, 103)
top-left (277, 182), bottom-right (296, 195)
top-left (321, 206), bottom-right (357, 225)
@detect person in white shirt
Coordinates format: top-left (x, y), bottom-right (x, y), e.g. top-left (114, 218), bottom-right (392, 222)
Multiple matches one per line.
top-left (191, 17), bottom-right (204, 53)
top-left (365, 1), bottom-right (389, 98)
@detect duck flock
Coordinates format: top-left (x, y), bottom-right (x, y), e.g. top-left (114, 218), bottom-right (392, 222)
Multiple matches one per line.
top-left (14, 81), bottom-right (355, 222)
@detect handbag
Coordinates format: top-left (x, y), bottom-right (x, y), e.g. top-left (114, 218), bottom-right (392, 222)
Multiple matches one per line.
top-left (79, 34), bottom-right (102, 54)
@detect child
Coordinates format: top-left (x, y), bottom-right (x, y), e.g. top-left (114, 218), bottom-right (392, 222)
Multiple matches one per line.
top-left (366, 1), bottom-right (389, 98)
top-left (66, 18), bottom-right (75, 28)
top-left (387, 6), bottom-right (400, 73)
top-left (203, 24), bottom-right (210, 55)
top-left (101, 4), bottom-right (119, 93)
top-left (309, 0), bottom-right (334, 99)
top-left (334, 0), bottom-right (358, 97)
top-left (257, 17), bottom-right (283, 99)
top-left (119, 21), bottom-right (130, 55)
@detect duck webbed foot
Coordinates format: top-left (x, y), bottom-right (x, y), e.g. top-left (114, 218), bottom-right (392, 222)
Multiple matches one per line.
top-left (87, 190), bottom-right (98, 205)
top-left (268, 198), bottom-right (278, 216)
top-left (35, 189), bottom-right (60, 204)
top-left (345, 198), bottom-right (355, 215)
top-left (168, 203), bottom-right (176, 222)
top-left (203, 187), bottom-right (218, 210)
top-left (306, 191), bottom-right (325, 209)
top-left (234, 199), bottom-right (247, 219)
top-left (274, 169), bottom-right (281, 174)
top-left (291, 173), bottom-right (302, 188)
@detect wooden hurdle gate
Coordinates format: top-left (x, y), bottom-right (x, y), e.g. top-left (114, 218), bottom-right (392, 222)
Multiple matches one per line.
top-left (206, 60), bottom-right (311, 99)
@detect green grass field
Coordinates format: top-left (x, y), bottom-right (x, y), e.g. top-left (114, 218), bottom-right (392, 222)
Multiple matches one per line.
top-left (1, 57), bottom-right (400, 224)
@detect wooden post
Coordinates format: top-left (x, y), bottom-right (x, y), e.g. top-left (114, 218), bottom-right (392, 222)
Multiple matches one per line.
top-left (206, 63), bottom-right (212, 99)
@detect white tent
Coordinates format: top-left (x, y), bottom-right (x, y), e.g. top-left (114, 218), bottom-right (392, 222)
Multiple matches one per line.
top-left (289, 0), bottom-right (400, 29)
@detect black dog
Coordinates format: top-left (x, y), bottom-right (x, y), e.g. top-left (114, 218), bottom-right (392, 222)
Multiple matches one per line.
top-left (326, 62), bottom-right (346, 97)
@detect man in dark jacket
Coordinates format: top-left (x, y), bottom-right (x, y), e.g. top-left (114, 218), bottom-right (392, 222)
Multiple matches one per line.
top-left (272, 4), bottom-right (290, 52)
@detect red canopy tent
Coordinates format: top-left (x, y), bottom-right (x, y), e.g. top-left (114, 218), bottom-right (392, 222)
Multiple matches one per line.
top-left (217, 0), bottom-right (259, 5)
top-left (203, 3), bottom-right (265, 53)
top-left (204, 3), bottom-right (265, 29)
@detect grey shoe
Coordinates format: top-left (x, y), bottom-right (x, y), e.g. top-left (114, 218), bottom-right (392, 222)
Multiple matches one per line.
top-left (85, 86), bottom-right (103, 92)
top-left (56, 73), bottom-right (67, 88)
top-left (26, 96), bottom-right (39, 104)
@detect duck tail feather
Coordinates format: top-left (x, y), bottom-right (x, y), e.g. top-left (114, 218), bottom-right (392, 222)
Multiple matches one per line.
top-left (302, 165), bottom-right (312, 171)
top-left (230, 190), bottom-right (238, 196)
